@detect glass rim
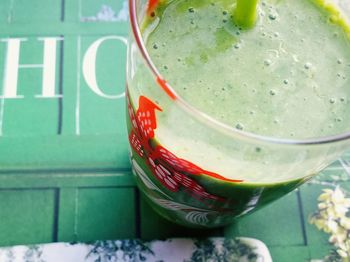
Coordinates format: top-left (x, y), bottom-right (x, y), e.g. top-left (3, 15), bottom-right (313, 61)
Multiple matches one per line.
top-left (129, 0), bottom-right (350, 146)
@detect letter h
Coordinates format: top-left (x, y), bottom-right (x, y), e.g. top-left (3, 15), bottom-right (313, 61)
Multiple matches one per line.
top-left (1, 37), bottom-right (63, 98)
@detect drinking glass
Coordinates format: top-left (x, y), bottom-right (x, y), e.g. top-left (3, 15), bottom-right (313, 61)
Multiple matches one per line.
top-left (126, 0), bottom-right (350, 228)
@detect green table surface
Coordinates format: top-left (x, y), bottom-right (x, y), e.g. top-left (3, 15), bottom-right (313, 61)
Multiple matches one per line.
top-left (0, 1), bottom-right (349, 261)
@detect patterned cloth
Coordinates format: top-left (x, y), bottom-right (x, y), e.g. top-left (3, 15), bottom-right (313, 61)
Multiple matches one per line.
top-left (0, 238), bottom-right (271, 262)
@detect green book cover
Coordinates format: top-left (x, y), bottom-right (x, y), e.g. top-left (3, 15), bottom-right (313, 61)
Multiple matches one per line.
top-left (0, 0), bottom-right (129, 170)
top-left (0, 0), bottom-right (135, 246)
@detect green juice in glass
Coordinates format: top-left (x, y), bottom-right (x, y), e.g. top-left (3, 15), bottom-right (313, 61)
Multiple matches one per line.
top-left (127, 0), bottom-right (350, 227)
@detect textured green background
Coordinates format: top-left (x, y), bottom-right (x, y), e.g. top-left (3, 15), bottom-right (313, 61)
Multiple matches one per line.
top-left (0, 1), bottom-right (349, 261)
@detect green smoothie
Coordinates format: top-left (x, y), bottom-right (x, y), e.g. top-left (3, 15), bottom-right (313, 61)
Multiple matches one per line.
top-left (146, 0), bottom-right (350, 140)
top-left (127, 0), bottom-right (350, 227)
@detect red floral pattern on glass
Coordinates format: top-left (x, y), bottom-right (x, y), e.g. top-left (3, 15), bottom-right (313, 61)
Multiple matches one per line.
top-left (127, 92), bottom-right (243, 203)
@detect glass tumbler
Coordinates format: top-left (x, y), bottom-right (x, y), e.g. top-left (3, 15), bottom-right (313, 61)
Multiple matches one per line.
top-left (126, 0), bottom-right (350, 228)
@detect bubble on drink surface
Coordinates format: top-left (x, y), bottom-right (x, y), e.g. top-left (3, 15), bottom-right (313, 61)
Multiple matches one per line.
top-left (274, 32), bottom-right (279, 37)
top-left (264, 59), bottom-right (272, 66)
top-left (255, 147), bottom-right (262, 153)
top-left (283, 79), bottom-right (289, 85)
top-left (329, 98), bottom-right (336, 104)
top-left (337, 59), bottom-right (343, 64)
top-left (163, 65), bottom-right (168, 70)
top-left (336, 117), bottom-right (343, 122)
top-left (340, 97), bottom-right (346, 102)
top-left (268, 12), bottom-right (278, 20)
top-left (222, 10), bottom-right (228, 15)
top-left (304, 62), bottom-right (312, 69)
top-left (188, 7), bottom-right (195, 13)
top-left (235, 123), bottom-right (244, 130)
top-left (236, 30), bottom-right (241, 36)
top-left (234, 43), bottom-right (241, 49)
top-left (153, 43), bottom-right (158, 49)
top-left (269, 90), bottom-right (276, 96)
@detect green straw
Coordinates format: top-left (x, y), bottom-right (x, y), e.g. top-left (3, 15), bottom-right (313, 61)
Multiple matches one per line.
top-left (234, 0), bottom-right (260, 29)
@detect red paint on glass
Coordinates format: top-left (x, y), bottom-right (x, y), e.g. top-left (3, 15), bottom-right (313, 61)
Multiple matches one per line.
top-left (127, 92), bottom-right (242, 203)
top-left (137, 95), bottom-right (162, 140)
top-left (147, 0), bottom-right (159, 16)
top-left (157, 77), bottom-right (177, 100)
top-left (129, 131), bottom-right (144, 157)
